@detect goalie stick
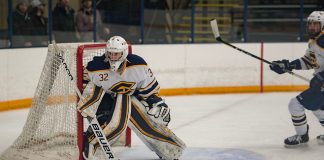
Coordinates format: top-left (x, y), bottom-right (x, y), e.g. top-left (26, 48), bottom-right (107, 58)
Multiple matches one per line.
top-left (52, 42), bottom-right (115, 160)
top-left (210, 19), bottom-right (310, 82)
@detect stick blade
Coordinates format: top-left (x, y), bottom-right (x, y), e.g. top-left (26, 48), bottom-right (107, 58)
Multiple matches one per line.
top-left (210, 19), bottom-right (220, 39)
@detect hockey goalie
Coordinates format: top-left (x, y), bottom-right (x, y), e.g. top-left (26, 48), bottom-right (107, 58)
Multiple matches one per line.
top-left (77, 36), bottom-right (186, 159)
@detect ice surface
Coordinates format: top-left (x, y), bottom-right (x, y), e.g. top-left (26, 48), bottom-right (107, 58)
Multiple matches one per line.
top-left (1, 92), bottom-right (323, 160)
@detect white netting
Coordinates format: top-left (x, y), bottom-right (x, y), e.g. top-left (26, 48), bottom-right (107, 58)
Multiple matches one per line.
top-left (0, 43), bottom-right (128, 160)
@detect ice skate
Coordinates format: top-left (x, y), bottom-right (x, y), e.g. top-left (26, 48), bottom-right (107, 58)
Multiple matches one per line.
top-left (82, 132), bottom-right (92, 160)
top-left (317, 135), bottom-right (324, 145)
top-left (82, 132), bottom-right (98, 160)
top-left (284, 125), bottom-right (309, 148)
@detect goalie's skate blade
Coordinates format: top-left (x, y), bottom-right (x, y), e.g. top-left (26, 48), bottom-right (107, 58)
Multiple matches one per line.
top-left (284, 143), bottom-right (308, 148)
top-left (83, 152), bottom-right (89, 160)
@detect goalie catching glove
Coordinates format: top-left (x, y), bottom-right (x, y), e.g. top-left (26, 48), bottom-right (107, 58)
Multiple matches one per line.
top-left (141, 95), bottom-right (171, 126)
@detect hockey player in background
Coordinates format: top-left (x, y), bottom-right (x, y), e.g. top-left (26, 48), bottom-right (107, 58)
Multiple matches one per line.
top-left (270, 11), bottom-right (324, 147)
top-left (77, 36), bottom-right (186, 159)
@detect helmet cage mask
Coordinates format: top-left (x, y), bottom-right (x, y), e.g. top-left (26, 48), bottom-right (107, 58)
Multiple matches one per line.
top-left (307, 11), bottom-right (324, 38)
top-left (105, 36), bottom-right (128, 71)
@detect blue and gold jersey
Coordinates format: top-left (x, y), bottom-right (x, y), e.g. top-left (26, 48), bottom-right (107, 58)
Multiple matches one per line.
top-left (300, 32), bottom-right (324, 74)
top-left (85, 54), bottom-right (160, 99)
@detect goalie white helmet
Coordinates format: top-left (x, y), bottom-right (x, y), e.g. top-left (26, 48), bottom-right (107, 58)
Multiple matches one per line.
top-left (105, 36), bottom-right (129, 71)
top-left (307, 11), bottom-right (324, 38)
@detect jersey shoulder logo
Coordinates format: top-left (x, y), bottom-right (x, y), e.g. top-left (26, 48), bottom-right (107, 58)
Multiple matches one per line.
top-left (309, 52), bottom-right (320, 69)
top-left (110, 81), bottom-right (135, 94)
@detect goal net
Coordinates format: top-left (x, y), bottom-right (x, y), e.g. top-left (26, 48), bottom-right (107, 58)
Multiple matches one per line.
top-left (0, 43), bottom-right (131, 160)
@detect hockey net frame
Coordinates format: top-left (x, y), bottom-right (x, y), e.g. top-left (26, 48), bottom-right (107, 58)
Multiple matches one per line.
top-left (0, 43), bottom-right (131, 160)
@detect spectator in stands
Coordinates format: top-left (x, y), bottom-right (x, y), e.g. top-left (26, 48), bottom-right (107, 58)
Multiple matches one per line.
top-left (76, 0), bottom-right (110, 42)
top-left (317, 0), bottom-right (324, 9)
top-left (30, 0), bottom-right (48, 46)
top-left (12, 0), bottom-right (33, 47)
top-left (52, 0), bottom-right (78, 43)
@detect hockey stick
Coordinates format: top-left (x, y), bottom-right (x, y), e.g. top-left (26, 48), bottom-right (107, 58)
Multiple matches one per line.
top-left (210, 19), bottom-right (310, 82)
top-left (52, 42), bottom-right (115, 160)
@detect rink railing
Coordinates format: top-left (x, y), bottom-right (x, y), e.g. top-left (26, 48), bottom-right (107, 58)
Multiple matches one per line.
top-left (0, 42), bottom-right (310, 111)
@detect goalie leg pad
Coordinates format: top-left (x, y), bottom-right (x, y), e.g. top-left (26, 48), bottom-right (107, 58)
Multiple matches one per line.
top-left (87, 94), bottom-right (131, 145)
top-left (129, 97), bottom-right (186, 159)
top-left (104, 94), bottom-right (131, 143)
top-left (129, 122), bottom-right (184, 160)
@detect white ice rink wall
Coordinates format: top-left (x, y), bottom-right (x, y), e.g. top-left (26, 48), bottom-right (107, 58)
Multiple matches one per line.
top-left (0, 42), bottom-right (312, 110)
